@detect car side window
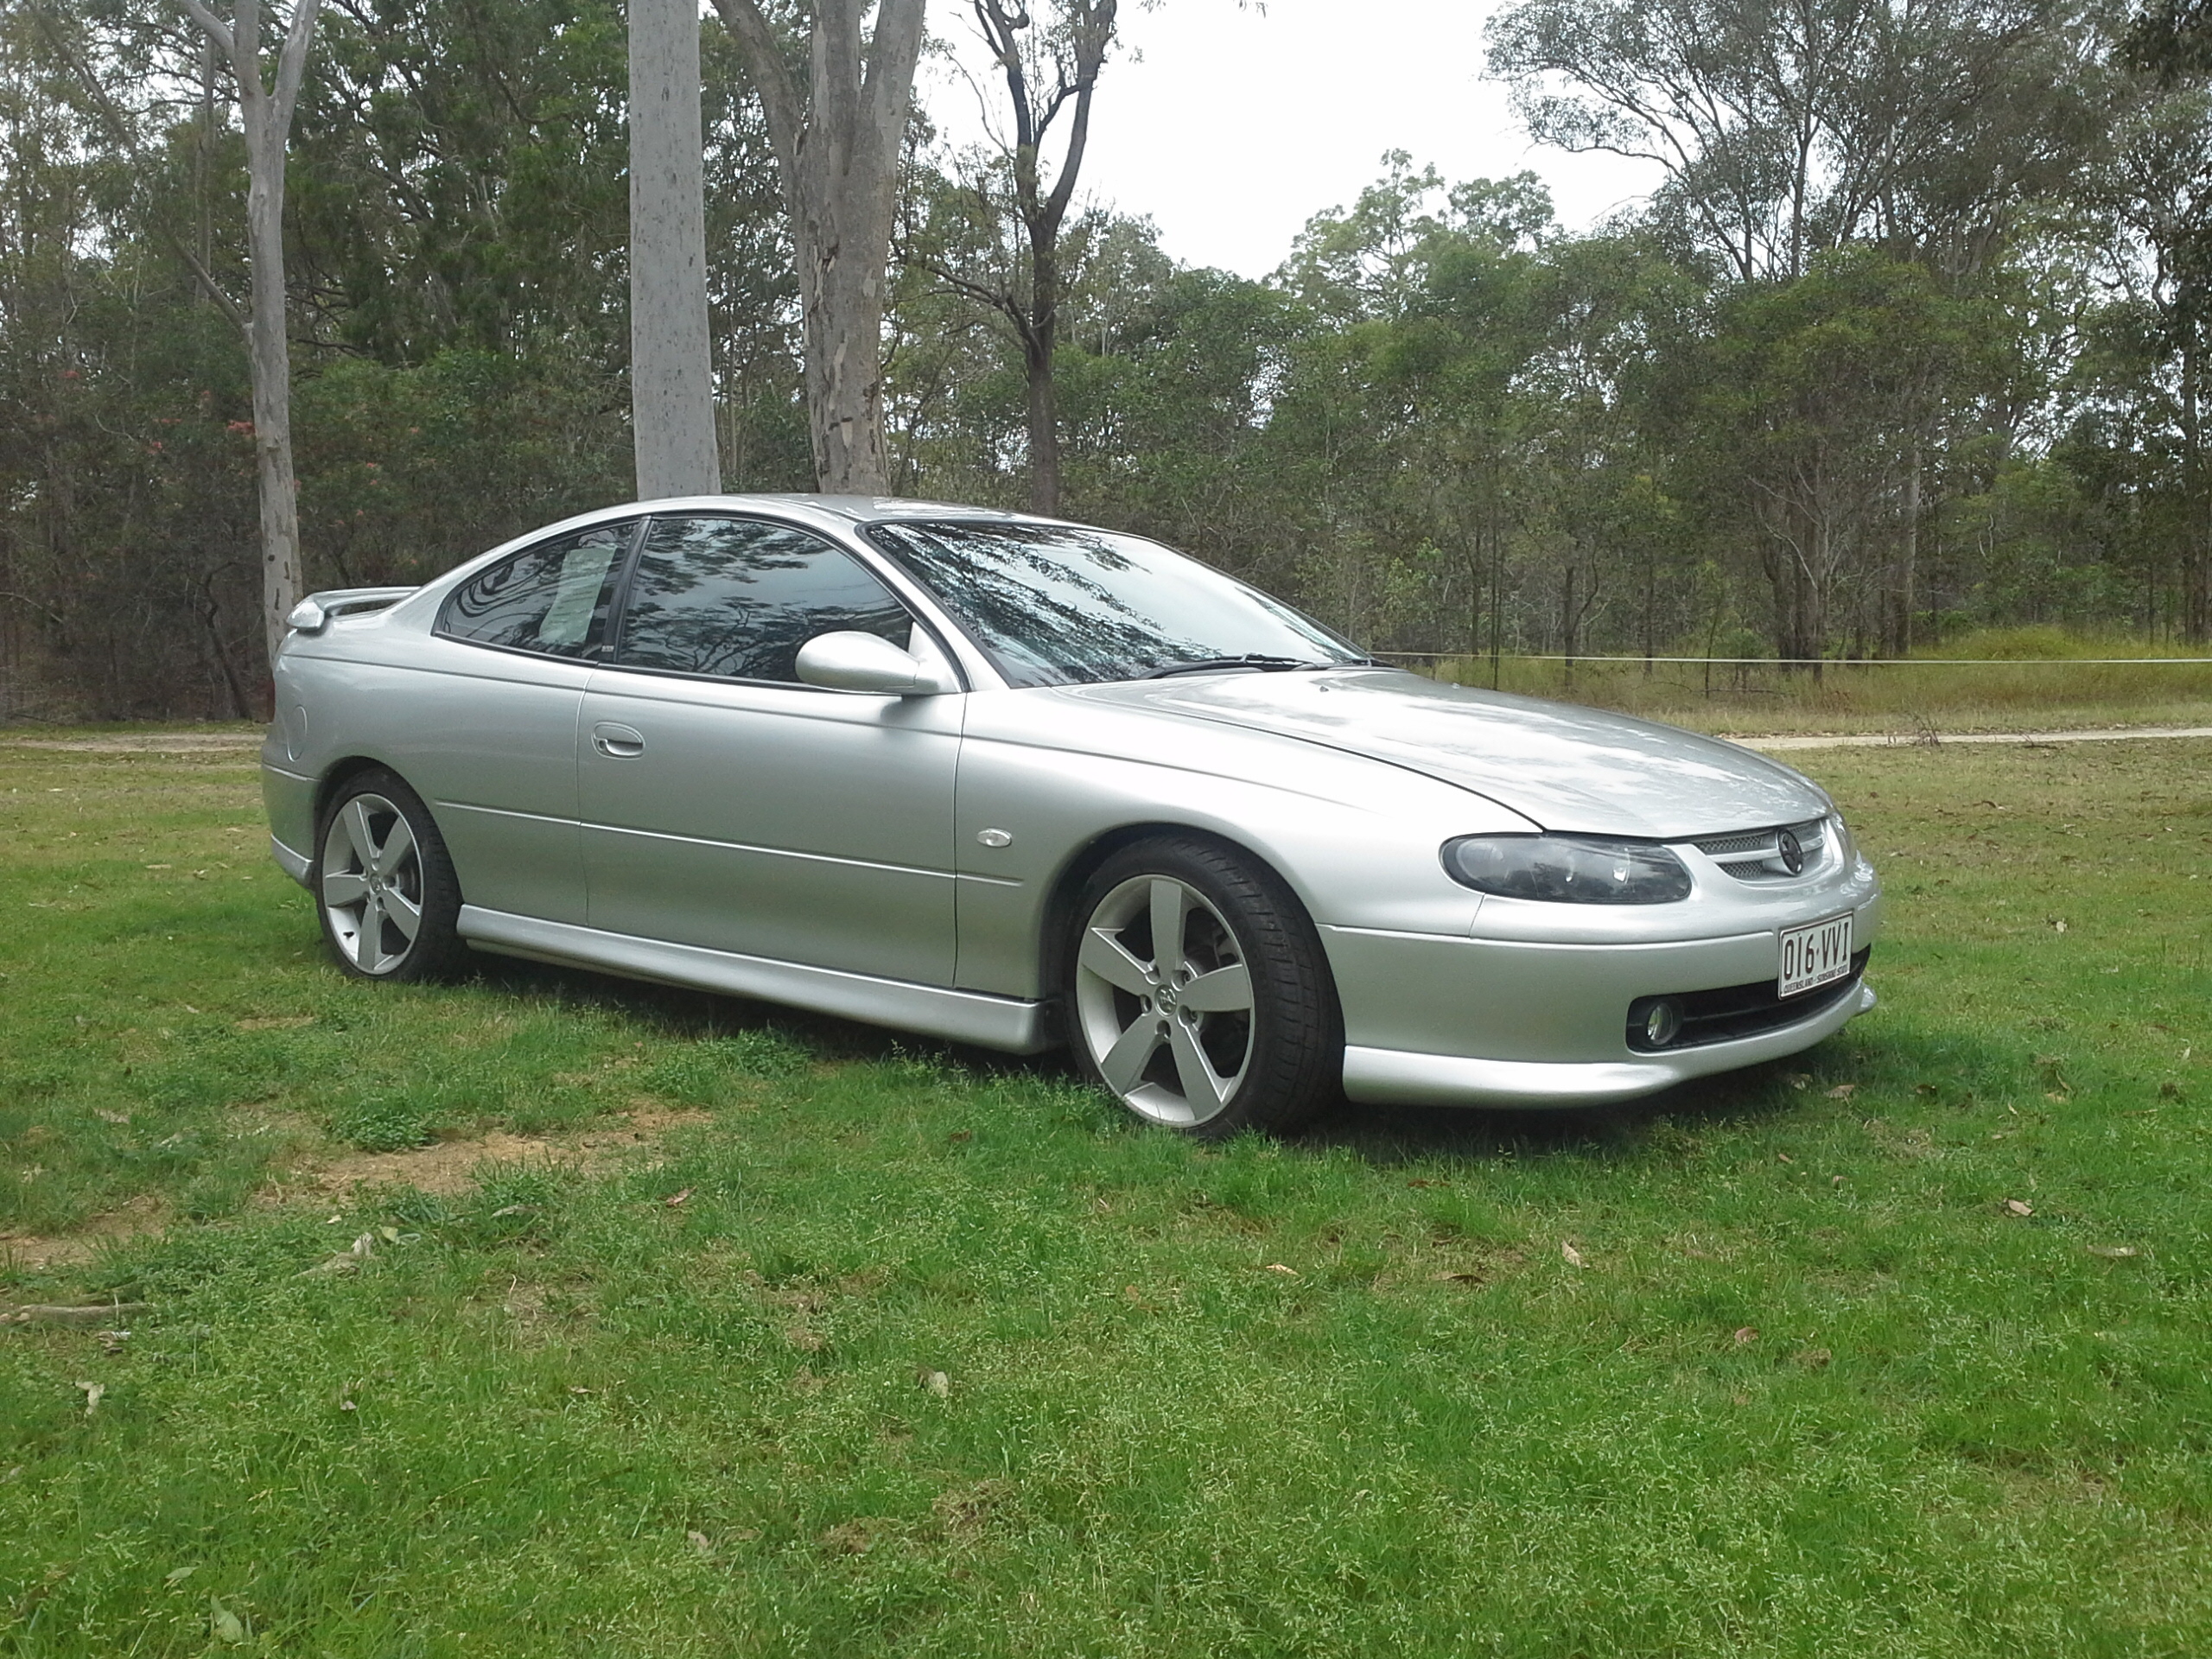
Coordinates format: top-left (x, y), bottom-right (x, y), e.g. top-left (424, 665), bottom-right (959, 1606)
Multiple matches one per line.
top-left (616, 517), bottom-right (914, 683)
top-left (440, 523), bottom-right (629, 657)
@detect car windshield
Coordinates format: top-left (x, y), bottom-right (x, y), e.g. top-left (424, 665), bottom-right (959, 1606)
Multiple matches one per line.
top-left (862, 520), bottom-right (1367, 687)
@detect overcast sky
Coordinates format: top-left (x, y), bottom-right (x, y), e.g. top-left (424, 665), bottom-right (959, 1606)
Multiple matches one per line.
top-left (917, 0), bottom-right (1669, 280)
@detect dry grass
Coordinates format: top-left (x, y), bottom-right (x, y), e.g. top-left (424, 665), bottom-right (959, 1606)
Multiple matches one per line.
top-left (1424, 626), bottom-right (2212, 736)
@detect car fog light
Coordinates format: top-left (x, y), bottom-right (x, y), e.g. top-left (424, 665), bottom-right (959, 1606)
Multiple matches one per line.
top-left (1643, 1000), bottom-right (1682, 1047)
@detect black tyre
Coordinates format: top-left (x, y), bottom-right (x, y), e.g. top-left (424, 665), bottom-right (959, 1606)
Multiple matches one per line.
top-left (1065, 834), bottom-right (1341, 1137)
top-left (313, 768), bottom-right (466, 982)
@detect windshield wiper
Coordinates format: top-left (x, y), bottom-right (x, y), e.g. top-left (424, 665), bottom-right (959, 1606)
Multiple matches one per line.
top-left (1141, 653), bottom-right (1330, 679)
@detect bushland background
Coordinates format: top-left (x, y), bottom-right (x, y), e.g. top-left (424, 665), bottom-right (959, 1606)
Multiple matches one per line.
top-left (9, 0), bottom-right (2212, 721)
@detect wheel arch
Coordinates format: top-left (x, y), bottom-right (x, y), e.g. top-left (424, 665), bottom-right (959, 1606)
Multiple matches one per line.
top-left (311, 755), bottom-right (406, 837)
top-left (1035, 819), bottom-right (1328, 1023)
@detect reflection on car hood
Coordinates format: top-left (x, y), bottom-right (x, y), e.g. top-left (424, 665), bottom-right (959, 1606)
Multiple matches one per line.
top-left (1070, 669), bottom-right (1829, 839)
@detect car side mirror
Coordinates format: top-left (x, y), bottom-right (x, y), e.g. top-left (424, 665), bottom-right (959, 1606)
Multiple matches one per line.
top-left (795, 631), bottom-right (958, 696)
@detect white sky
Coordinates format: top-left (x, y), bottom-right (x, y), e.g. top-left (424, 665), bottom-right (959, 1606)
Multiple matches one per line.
top-left (918, 0), bottom-right (1669, 280)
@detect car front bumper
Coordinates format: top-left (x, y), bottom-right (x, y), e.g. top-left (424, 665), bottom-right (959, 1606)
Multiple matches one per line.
top-left (1342, 979), bottom-right (1874, 1107)
top-left (1322, 893), bottom-right (1880, 1108)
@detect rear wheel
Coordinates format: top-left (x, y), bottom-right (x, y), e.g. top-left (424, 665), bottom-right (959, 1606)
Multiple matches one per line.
top-left (1065, 836), bottom-right (1340, 1137)
top-left (315, 769), bottom-right (465, 981)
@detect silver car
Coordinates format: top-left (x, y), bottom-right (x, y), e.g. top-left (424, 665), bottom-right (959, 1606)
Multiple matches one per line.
top-left (262, 495), bottom-right (1878, 1135)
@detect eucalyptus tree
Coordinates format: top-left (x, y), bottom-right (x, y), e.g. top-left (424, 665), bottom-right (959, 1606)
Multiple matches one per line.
top-left (1486, 0), bottom-right (2102, 658)
top-left (931, 0), bottom-right (1122, 513)
top-left (1674, 251), bottom-right (1993, 664)
top-left (1484, 0), bottom-right (2097, 283)
top-left (1267, 159), bottom-right (1575, 658)
top-left (289, 0), bottom-right (632, 362)
top-left (2090, 78), bottom-right (2212, 639)
top-left (711, 0), bottom-right (927, 493)
top-left (629, 0), bottom-right (719, 498)
top-left (173, 0), bottom-right (322, 671)
top-left (41, 0), bottom-right (321, 672)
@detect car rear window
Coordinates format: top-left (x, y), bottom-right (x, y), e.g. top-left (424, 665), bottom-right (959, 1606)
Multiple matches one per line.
top-left (440, 523), bottom-right (629, 657)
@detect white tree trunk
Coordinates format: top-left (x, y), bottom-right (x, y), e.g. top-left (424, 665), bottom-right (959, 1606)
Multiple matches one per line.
top-left (713, 0), bottom-right (925, 496)
top-left (629, 0), bottom-right (721, 499)
top-left (243, 109), bottom-right (305, 673)
top-left (793, 190), bottom-right (895, 494)
top-left (180, 0), bottom-right (320, 677)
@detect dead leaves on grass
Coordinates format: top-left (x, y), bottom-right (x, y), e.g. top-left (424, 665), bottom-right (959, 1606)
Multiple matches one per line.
top-left (297, 1232), bottom-right (378, 1276)
top-left (208, 1598), bottom-right (248, 1644)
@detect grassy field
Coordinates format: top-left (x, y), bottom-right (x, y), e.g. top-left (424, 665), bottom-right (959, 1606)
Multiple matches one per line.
top-left (1427, 626), bottom-right (2212, 736)
top-left (2, 727), bottom-right (2209, 1655)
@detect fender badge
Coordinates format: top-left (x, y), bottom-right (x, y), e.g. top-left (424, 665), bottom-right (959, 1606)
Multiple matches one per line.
top-left (976, 828), bottom-right (1014, 849)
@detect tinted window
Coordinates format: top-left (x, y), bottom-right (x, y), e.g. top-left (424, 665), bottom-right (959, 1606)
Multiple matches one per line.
top-left (442, 523), bottom-right (628, 657)
top-left (864, 521), bottom-right (1363, 687)
top-left (616, 517), bottom-right (913, 683)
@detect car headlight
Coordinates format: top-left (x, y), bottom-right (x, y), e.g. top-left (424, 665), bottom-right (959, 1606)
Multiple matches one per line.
top-left (1441, 835), bottom-right (1693, 904)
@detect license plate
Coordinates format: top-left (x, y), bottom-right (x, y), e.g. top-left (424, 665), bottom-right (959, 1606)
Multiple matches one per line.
top-left (1778, 915), bottom-right (1853, 998)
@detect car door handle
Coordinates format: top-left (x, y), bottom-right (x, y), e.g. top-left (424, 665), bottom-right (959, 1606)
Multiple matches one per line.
top-left (591, 721), bottom-right (645, 758)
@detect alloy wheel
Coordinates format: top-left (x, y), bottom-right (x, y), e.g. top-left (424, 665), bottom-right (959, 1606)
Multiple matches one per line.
top-left (1072, 874), bottom-right (1255, 1127)
top-left (320, 792), bottom-right (426, 975)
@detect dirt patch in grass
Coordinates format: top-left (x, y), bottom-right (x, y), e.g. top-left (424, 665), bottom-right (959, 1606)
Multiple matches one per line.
top-left (1745, 723), bottom-right (2212, 751)
top-left (0, 1195), bottom-right (167, 1271)
top-left (280, 1104), bottom-right (714, 1198)
top-left (3, 733), bottom-right (264, 753)
top-left (5, 1108), bottom-right (716, 1269)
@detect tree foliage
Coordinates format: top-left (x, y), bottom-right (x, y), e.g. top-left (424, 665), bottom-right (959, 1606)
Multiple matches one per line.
top-left (3, 0), bottom-right (2210, 719)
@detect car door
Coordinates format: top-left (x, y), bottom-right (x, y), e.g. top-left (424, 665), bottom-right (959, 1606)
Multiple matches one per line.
top-left (578, 513), bottom-right (963, 985)
top-left (404, 518), bottom-right (632, 925)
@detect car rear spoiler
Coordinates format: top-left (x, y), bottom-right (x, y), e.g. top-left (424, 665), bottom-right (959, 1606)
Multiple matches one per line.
top-left (285, 586), bottom-right (419, 635)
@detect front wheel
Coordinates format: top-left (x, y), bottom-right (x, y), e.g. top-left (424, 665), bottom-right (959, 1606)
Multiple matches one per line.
top-left (1065, 836), bottom-right (1341, 1138)
top-left (314, 769), bottom-right (465, 981)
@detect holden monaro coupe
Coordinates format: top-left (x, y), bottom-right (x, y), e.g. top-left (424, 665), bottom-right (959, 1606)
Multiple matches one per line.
top-left (263, 496), bottom-right (1878, 1135)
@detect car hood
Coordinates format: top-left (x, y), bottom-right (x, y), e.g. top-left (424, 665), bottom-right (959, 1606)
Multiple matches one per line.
top-left (1067, 669), bottom-right (1829, 839)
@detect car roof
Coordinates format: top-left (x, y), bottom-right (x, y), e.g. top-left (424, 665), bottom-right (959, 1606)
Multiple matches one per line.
top-left (428, 493), bottom-right (1097, 604)
top-left (616, 493), bottom-right (1062, 528)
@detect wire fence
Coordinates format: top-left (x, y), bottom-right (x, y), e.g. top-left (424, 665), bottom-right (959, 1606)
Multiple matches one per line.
top-left (1370, 652), bottom-right (2212, 666)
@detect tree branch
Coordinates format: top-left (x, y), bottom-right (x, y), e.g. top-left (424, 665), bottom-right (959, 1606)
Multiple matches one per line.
top-left (175, 0), bottom-right (237, 63)
top-left (272, 0), bottom-right (324, 136)
top-left (865, 0), bottom-right (929, 164)
top-left (710, 0), bottom-right (803, 189)
top-left (30, 3), bottom-right (251, 339)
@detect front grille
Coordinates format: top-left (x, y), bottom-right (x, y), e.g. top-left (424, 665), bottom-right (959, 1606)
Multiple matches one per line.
top-left (1691, 817), bottom-right (1828, 881)
top-left (1626, 948), bottom-right (1871, 1052)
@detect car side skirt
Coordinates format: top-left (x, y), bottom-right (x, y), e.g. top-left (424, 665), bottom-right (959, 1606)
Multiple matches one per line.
top-left (1342, 982), bottom-right (1875, 1108)
top-left (455, 906), bottom-right (1052, 1055)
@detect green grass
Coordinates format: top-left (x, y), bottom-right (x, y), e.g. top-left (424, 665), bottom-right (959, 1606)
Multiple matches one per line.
top-left (1428, 626), bottom-right (2212, 735)
top-left (2, 731), bottom-right (2209, 1655)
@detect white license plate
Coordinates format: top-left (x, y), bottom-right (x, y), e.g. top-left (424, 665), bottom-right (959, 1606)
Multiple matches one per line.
top-left (1778, 915), bottom-right (1854, 998)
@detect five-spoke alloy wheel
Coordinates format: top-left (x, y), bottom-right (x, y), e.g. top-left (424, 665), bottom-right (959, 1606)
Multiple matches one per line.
top-left (315, 770), bottom-right (463, 981)
top-left (1067, 836), bottom-right (1340, 1137)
